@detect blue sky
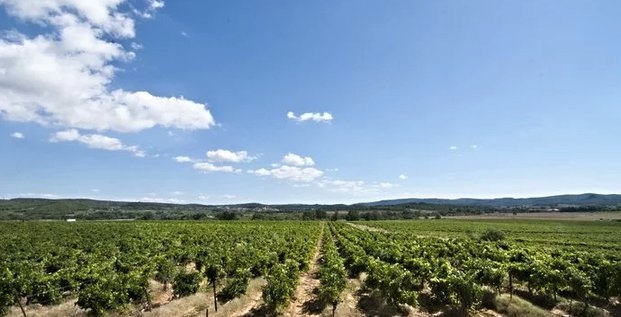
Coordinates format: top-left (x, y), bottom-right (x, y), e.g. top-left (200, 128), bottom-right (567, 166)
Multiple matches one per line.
top-left (1, 0), bottom-right (620, 204)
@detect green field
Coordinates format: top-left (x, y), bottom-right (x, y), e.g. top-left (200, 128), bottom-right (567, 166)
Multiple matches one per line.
top-left (358, 219), bottom-right (621, 254)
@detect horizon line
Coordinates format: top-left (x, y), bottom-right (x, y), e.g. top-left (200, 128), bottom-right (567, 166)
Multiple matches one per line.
top-left (1, 192), bottom-right (618, 206)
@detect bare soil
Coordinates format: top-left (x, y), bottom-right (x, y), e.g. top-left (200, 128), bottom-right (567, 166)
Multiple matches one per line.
top-left (205, 278), bottom-right (266, 317)
top-left (282, 228), bottom-right (324, 317)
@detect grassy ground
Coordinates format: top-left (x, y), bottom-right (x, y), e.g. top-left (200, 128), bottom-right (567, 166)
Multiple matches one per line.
top-left (493, 294), bottom-right (550, 317)
top-left (450, 211), bottom-right (621, 221)
top-left (7, 299), bottom-right (86, 317)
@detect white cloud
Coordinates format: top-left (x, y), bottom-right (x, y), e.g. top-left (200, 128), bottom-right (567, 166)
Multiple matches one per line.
top-left (133, 0), bottom-right (165, 19)
top-left (247, 153), bottom-right (398, 196)
top-left (250, 168), bottom-right (272, 176)
top-left (287, 111), bottom-right (333, 123)
top-left (316, 179), bottom-right (396, 195)
top-left (449, 146), bottom-right (458, 150)
top-left (221, 194), bottom-right (236, 199)
top-left (130, 42), bottom-right (142, 50)
top-left (180, 31), bottom-right (188, 37)
top-left (0, 0), bottom-right (136, 36)
top-left (140, 196), bottom-right (186, 204)
top-left (0, 0), bottom-right (215, 133)
top-left (399, 174), bottom-right (408, 180)
top-left (13, 193), bottom-right (60, 199)
top-left (170, 191), bottom-right (184, 196)
top-left (192, 162), bottom-right (241, 173)
top-left (471, 144), bottom-right (479, 149)
top-left (377, 182), bottom-right (395, 188)
top-left (318, 180), bottom-right (371, 195)
top-left (10, 131), bottom-right (24, 139)
top-left (174, 156), bottom-right (193, 163)
top-left (207, 149), bottom-right (255, 163)
top-left (249, 165), bottom-right (324, 183)
top-left (150, 0), bottom-right (165, 9)
top-left (50, 129), bottom-right (145, 157)
top-left (176, 151), bottom-right (250, 173)
top-left (281, 153), bottom-right (315, 166)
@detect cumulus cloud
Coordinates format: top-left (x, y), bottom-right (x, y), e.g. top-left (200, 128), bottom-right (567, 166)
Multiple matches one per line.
top-left (287, 111), bottom-right (333, 123)
top-left (282, 153), bottom-right (315, 166)
top-left (50, 129), bottom-right (145, 157)
top-left (247, 152), bottom-right (399, 196)
top-left (0, 0), bottom-right (215, 133)
top-left (207, 149), bottom-right (256, 163)
top-left (249, 165), bottom-right (324, 183)
top-left (174, 150), bottom-right (251, 173)
top-left (449, 146), bottom-right (458, 150)
top-left (173, 156), bottom-right (193, 163)
top-left (10, 131), bottom-right (24, 139)
top-left (192, 162), bottom-right (240, 173)
top-left (399, 174), bottom-right (408, 180)
top-left (471, 144), bottom-right (479, 149)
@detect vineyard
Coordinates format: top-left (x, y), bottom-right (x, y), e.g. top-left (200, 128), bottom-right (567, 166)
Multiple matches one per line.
top-left (0, 219), bottom-right (620, 317)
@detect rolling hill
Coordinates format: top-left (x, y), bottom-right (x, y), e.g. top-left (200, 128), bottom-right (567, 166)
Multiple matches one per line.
top-left (362, 193), bottom-right (621, 207)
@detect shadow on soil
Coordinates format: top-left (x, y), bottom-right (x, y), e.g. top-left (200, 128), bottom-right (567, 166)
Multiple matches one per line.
top-left (355, 288), bottom-right (408, 317)
top-left (239, 304), bottom-right (271, 317)
top-left (355, 286), bottom-right (469, 317)
top-left (240, 286), bottom-right (327, 317)
top-left (301, 286), bottom-right (327, 314)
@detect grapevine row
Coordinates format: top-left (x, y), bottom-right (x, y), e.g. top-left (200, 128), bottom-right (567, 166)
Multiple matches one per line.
top-left (331, 222), bottom-right (621, 314)
top-left (0, 221), bottom-right (321, 316)
top-left (317, 226), bottom-right (347, 316)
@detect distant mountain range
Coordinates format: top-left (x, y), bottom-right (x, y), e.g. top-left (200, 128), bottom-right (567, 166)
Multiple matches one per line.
top-left (361, 193), bottom-right (621, 207)
top-left (2, 193), bottom-right (621, 210)
top-left (1, 193), bottom-right (620, 220)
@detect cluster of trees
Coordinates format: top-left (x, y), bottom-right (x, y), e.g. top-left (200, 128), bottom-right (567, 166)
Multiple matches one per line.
top-left (0, 198), bottom-right (509, 221)
top-left (330, 223), bottom-right (621, 315)
top-left (3, 197), bottom-right (619, 221)
top-left (0, 221), bottom-right (320, 316)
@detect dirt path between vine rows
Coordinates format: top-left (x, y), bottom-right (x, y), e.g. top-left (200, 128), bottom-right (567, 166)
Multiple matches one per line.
top-left (346, 222), bottom-right (389, 233)
top-left (281, 227), bottom-right (324, 317)
top-left (204, 278), bottom-right (266, 317)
